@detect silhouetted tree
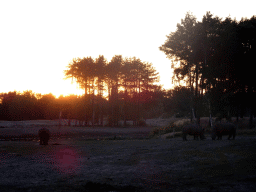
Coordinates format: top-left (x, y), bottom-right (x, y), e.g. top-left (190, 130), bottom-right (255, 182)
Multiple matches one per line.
top-left (64, 54), bottom-right (160, 126)
top-left (160, 12), bottom-right (256, 127)
top-left (38, 93), bottom-right (58, 120)
top-left (0, 91), bottom-right (17, 120)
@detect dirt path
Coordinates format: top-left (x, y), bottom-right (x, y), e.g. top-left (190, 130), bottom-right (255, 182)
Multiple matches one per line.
top-left (1, 132), bottom-right (256, 191)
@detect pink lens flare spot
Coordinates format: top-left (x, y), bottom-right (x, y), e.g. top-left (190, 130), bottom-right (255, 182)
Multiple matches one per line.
top-left (54, 147), bottom-right (81, 174)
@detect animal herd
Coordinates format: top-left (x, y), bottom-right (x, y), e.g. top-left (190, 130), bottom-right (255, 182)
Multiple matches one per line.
top-left (37, 123), bottom-right (236, 145)
top-left (182, 123), bottom-right (236, 141)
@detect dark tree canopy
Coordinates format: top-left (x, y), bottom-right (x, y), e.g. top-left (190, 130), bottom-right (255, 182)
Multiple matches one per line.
top-left (160, 12), bottom-right (256, 126)
top-left (64, 55), bottom-right (161, 126)
top-left (0, 54), bottom-right (162, 126)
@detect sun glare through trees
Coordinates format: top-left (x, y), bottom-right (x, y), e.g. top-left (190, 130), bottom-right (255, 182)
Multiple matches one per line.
top-left (1, 11), bottom-right (256, 128)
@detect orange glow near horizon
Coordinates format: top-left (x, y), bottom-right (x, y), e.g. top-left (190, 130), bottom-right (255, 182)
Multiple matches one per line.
top-left (0, 79), bottom-right (85, 98)
top-left (0, 1), bottom-right (254, 98)
top-left (1, 74), bottom-right (170, 99)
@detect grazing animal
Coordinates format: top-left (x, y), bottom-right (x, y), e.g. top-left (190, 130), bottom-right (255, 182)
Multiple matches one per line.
top-left (211, 123), bottom-right (236, 140)
top-left (182, 124), bottom-right (205, 141)
top-left (38, 128), bottom-right (50, 145)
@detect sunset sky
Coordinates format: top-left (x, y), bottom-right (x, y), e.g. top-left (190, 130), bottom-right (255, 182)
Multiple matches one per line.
top-left (1, 0), bottom-right (255, 97)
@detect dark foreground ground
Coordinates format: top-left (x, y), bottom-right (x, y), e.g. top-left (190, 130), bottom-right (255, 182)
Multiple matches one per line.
top-left (0, 124), bottom-right (256, 191)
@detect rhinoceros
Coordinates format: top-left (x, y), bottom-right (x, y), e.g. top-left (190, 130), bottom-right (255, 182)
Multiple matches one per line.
top-left (38, 128), bottom-right (50, 145)
top-left (211, 123), bottom-right (236, 140)
top-left (182, 124), bottom-right (205, 141)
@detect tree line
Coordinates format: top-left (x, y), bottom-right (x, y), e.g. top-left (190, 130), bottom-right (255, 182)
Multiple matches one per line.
top-left (0, 55), bottom-right (164, 125)
top-left (64, 55), bottom-right (159, 97)
top-left (64, 55), bottom-right (161, 126)
top-left (2, 12), bottom-right (256, 126)
top-left (0, 90), bottom-right (165, 125)
top-left (160, 12), bottom-right (256, 127)
top-left (0, 91), bottom-right (58, 121)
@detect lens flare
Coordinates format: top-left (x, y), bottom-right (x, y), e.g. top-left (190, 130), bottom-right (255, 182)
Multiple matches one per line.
top-left (53, 147), bottom-right (81, 174)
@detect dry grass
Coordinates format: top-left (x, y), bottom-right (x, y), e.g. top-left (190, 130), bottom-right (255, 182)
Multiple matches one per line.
top-left (173, 119), bottom-right (190, 126)
top-left (149, 118), bottom-right (190, 138)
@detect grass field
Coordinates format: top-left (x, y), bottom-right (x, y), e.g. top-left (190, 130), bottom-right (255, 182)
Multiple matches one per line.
top-left (0, 118), bottom-right (256, 191)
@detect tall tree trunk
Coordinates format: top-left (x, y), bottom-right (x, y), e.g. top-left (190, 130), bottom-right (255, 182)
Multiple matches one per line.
top-left (248, 85), bottom-right (254, 129)
top-left (208, 94), bottom-right (213, 127)
top-left (124, 88), bottom-right (128, 127)
top-left (189, 62), bottom-right (194, 122)
top-left (137, 78), bottom-right (141, 125)
top-left (195, 63), bottom-right (200, 125)
top-left (92, 92), bottom-right (95, 127)
top-left (58, 111), bottom-right (62, 129)
top-left (84, 88), bottom-right (88, 126)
